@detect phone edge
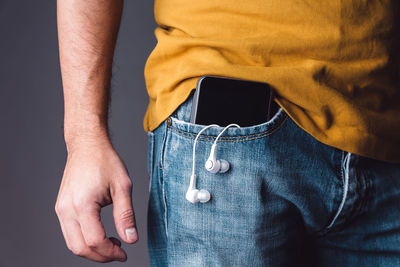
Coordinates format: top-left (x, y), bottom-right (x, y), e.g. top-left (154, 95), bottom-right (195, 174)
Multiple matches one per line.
top-left (189, 76), bottom-right (207, 123)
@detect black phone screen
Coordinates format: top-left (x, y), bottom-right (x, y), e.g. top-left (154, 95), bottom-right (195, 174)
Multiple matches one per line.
top-left (190, 76), bottom-right (276, 127)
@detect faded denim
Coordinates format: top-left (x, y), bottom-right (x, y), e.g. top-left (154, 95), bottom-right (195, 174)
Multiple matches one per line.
top-left (146, 93), bottom-right (400, 267)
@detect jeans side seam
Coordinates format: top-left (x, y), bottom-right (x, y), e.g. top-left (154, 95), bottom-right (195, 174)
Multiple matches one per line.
top-left (157, 121), bottom-right (169, 237)
top-left (325, 151), bottom-right (351, 230)
top-left (162, 171), bottom-right (168, 238)
top-left (159, 121), bottom-right (169, 170)
top-left (147, 131), bottom-right (154, 192)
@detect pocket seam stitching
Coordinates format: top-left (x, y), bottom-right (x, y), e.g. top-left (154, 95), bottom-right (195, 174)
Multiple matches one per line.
top-left (167, 115), bottom-right (288, 142)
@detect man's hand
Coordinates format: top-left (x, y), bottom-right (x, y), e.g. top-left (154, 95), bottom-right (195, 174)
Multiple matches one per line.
top-left (55, 140), bottom-right (138, 262)
top-left (55, 0), bottom-right (132, 262)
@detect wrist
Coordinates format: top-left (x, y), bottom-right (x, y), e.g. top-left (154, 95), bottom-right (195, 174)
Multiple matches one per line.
top-left (64, 114), bottom-right (111, 153)
top-left (65, 132), bottom-right (112, 152)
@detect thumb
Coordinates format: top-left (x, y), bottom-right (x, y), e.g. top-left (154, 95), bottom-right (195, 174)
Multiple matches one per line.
top-left (111, 179), bottom-right (138, 244)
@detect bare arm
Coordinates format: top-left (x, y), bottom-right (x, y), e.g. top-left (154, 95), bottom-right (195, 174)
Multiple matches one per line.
top-left (59, 0), bottom-right (120, 147)
top-left (55, 0), bottom-right (138, 263)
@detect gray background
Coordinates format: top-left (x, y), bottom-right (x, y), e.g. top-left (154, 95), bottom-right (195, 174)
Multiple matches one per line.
top-left (0, 0), bottom-right (157, 266)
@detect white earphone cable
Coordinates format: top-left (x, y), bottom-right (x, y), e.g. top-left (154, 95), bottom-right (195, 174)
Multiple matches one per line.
top-left (213, 123), bottom-right (241, 145)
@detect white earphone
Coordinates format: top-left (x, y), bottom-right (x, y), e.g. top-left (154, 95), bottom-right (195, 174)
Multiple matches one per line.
top-left (186, 174), bottom-right (212, 204)
top-left (186, 124), bottom-right (218, 204)
top-left (186, 123), bottom-right (241, 204)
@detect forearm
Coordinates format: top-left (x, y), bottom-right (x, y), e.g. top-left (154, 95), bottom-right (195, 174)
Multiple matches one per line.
top-left (57, 0), bottom-right (123, 151)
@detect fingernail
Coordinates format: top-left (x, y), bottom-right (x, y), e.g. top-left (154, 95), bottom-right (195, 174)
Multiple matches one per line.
top-left (125, 227), bottom-right (137, 242)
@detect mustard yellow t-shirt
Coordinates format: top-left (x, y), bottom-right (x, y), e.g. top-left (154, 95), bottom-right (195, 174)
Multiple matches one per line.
top-left (143, 0), bottom-right (400, 163)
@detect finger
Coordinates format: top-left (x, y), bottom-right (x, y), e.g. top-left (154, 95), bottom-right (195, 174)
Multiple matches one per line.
top-left (78, 206), bottom-right (127, 261)
top-left (56, 211), bottom-right (72, 250)
top-left (63, 217), bottom-right (113, 262)
top-left (111, 179), bottom-right (138, 244)
top-left (56, 202), bottom-right (112, 262)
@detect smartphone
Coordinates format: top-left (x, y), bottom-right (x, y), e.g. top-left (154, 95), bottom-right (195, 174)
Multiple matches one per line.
top-left (190, 76), bottom-right (277, 127)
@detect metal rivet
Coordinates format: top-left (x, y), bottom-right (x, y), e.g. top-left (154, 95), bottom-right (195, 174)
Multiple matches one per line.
top-left (167, 117), bottom-right (172, 126)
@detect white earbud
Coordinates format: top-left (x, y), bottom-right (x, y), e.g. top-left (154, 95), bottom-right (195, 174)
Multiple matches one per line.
top-left (205, 123), bottom-right (240, 174)
top-left (186, 174), bottom-right (211, 203)
top-left (205, 143), bottom-right (230, 173)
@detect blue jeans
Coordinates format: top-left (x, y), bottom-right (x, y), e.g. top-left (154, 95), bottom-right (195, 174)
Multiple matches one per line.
top-left (146, 93), bottom-right (400, 266)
